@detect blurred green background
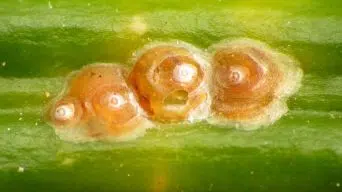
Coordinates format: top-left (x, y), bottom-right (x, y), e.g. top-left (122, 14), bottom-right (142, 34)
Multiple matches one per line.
top-left (0, 0), bottom-right (342, 191)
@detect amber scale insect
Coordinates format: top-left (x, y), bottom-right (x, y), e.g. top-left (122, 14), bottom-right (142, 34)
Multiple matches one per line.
top-left (208, 38), bottom-right (303, 129)
top-left (46, 39), bottom-right (302, 141)
top-left (128, 41), bottom-right (211, 123)
top-left (46, 63), bottom-right (153, 142)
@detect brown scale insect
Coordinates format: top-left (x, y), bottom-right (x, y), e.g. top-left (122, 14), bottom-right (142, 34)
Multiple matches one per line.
top-left (129, 42), bottom-right (210, 123)
top-left (209, 39), bottom-right (303, 128)
top-left (46, 63), bottom-right (153, 141)
top-left (45, 39), bottom-right (303, 142)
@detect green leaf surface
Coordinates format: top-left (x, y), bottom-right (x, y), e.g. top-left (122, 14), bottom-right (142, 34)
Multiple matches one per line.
top-left (1, 0), bottom-right (342, 191)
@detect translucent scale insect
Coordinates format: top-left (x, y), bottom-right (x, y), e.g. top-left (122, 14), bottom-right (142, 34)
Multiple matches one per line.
top-left (208, 38), bottom-right (303, 129)
top-left (45, 39), bottom-right (303, 142)
top-left (128, 42), bottom-right (211, 123)
top-left (46, 63), bottom-right (153, 142)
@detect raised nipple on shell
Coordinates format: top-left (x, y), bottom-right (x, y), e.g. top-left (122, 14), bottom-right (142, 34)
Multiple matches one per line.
top-left (172, 63), bottom-right (198, 83)
top-left (105, 93), bottom-right (127, 110)
top-left (209, 38), bottom-right (303, 129)
top-left (216, 64), bottom-right (250, 87)
top-left (55, 104), bottom-right (75, 121)
top-left (90, 85), bottom-right (137, 125)
top-left (129, 42), bottom-right (210, 122)
top-left (47, 96), bottom-right (83, 128)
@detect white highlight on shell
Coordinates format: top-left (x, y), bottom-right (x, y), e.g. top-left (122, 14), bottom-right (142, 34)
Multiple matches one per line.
top-left (172, 64), bottom-right (197, 83)
top-left (228, 65), bottom-right (246, 85)
top-left (106, 93), bottom-right (126, 110)
top-left (54, 104), bottom-right (75, 121)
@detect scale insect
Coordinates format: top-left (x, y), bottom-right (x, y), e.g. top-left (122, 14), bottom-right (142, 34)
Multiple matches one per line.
top-left (128, 41), bottom-right (211, 123)
top-left (46, 63), bottom-right (153, 142)
top-left (208, 38), bottom-right (303, 129)
top-left (45, 38), bottom-right (303, 141)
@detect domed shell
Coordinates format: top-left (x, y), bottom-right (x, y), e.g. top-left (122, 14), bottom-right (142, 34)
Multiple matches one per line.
top-left (47, 63), bottom-right (153, 141)
top-left (47, 96), bottom-right (84, 128)
top-left (209, 38), bottom-right (303, 129)
top-left (129, 42), bottom-right (211, 122)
